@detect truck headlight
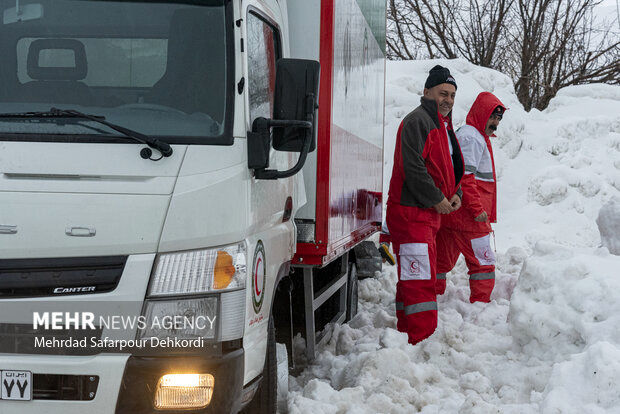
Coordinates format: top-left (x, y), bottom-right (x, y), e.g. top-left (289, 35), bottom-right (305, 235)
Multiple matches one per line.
top-left (149, 242), bottom-right (247, 296)
top-left (137, 289), bottom-right (246, 342)
top-left (138, 297), bottom-right (218, 341)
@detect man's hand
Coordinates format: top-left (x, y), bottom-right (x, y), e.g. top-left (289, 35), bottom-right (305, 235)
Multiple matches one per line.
top-left (449, 194), bottom-right (461, 211)
top-left (474, 211), bottom-right (488, 222)
top-left (433, 197), bottom-right (454, 214)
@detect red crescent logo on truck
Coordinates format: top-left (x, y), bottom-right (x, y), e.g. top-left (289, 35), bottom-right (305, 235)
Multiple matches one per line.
top-left (255, 257), bottom-right (263, 296)
top-left (252, 241), bottom-right (266, 314)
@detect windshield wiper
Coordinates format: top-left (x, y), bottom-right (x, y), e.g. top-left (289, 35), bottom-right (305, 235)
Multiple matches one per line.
top-left (0, 108), bottom-right (173, 160)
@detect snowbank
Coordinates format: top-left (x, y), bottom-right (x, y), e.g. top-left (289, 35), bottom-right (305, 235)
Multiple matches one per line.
top-left (289, 59), bottom-right (620, 413)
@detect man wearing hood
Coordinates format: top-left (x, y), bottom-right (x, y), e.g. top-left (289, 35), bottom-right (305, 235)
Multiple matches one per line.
top-left (436, 92), bottom-right (506, 303)
top-left (386, 65), bottom-right (464, 345)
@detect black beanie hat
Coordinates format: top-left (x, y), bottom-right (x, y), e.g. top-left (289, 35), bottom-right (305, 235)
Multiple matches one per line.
top-left (424, 65), bottom-right (457, 90)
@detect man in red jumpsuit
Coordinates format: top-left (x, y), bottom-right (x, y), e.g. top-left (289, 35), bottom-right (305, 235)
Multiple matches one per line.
top-left (386, 65), bottom-right (464, 345)
top-left (436, 92), bottom-right (506, 303)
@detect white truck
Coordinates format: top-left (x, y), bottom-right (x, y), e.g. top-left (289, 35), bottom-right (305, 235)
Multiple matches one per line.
top-left (0, 0), bottom-right (386, 413)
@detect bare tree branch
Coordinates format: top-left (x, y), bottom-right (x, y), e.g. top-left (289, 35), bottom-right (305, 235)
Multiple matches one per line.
top-left (387, 0), bottom-right (618, 110)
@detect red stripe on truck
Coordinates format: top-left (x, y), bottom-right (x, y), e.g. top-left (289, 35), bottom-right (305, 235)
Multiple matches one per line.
top-left (315, 0), bottom-right (335, 246)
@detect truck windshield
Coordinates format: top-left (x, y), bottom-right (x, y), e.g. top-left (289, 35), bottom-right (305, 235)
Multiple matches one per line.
top-left (0, 0), bottom-right (232, 144)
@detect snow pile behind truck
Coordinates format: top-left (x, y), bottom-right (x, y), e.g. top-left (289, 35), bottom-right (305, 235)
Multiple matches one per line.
top-left (288, 59), bottom-right (620, 413)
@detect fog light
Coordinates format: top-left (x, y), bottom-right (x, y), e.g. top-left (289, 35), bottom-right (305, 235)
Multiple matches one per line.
top-left (154, 374), bottom-right (214, 409)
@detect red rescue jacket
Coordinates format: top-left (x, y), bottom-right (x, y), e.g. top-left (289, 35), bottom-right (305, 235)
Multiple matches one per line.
top-left (443, 92), bottom-right (506, 232)
top-left (387, 97), bottom-right (464, 234)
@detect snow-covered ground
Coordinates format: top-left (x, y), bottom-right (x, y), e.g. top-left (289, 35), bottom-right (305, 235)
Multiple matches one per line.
top-left (288, 59), bottom-right (620, 413)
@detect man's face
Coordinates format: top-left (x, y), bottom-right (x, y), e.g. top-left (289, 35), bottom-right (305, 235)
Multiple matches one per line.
top-left (424, 84), bottom-right (456, 117)
top-left (485, 112), bottom-right (502, 136)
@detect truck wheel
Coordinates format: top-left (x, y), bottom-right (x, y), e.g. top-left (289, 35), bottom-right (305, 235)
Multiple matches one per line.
top-left (243, 317), bottom-right (277, 414)
top-left (346, 263), bottom-right (358, 321)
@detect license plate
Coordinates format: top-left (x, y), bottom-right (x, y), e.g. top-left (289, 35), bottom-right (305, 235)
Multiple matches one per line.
top-left (1, 370), bottom-right (32, 401)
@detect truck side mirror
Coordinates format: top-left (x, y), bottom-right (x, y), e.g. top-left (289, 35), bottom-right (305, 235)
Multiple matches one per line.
top-left (272, 59), bottom-right (319, 152)
top-left (247, 58), bottom-right (320, 180)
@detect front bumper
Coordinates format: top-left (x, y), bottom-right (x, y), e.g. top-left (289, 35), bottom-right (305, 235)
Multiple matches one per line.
top-left (115, 349), bottom-right (244, 414)
top-left (0, 353), bottom-right (129, 414)
top-left (0, 349), bottom-right (244, 414)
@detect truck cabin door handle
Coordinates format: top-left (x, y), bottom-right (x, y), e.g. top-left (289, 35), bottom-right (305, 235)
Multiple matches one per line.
top-left (65, 226), bottom-right (96, 237)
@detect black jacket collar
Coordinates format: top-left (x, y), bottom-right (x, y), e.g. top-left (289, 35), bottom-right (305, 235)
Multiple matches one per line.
top-left (420, 96), bottom-right (452, 129)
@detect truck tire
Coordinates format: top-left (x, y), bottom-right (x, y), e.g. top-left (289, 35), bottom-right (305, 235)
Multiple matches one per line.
top-left (346, 263), bottom-right (358, 322)
top-left (242, 317), bottom-right (277, 414)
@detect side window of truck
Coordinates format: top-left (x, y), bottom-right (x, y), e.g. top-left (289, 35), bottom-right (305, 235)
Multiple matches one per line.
top-left (246, 12), bottom-right (280, 124)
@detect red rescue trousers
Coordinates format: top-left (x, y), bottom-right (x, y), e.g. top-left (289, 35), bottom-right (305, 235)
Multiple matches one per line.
top-left (435, 227), bottom-right (496, 302)
top-left (387, 203), bottom-right (440, 345)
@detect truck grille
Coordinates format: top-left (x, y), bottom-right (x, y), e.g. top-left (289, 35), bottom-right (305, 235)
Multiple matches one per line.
top-left (0, 323), bottom-right (103, 355)
top-left (0, 255), bottom-right (127, 298)
top-left (33, 374), bottom-right (99, 400)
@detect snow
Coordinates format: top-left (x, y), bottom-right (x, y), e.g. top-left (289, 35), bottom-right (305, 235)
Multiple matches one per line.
top-left (597, 198), bottom-right (620, 254)
top-left (288, 58), bottom-right (620, 413)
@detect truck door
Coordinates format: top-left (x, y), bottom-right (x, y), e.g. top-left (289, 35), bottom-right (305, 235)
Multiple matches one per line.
top-left (244, 4), bottom-right (296, 231)
top-left (240, 0), bottom-right (298, 384)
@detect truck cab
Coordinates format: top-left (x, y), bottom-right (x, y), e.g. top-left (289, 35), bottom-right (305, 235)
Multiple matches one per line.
top-left (0, 0), bottom-right (386, 413)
